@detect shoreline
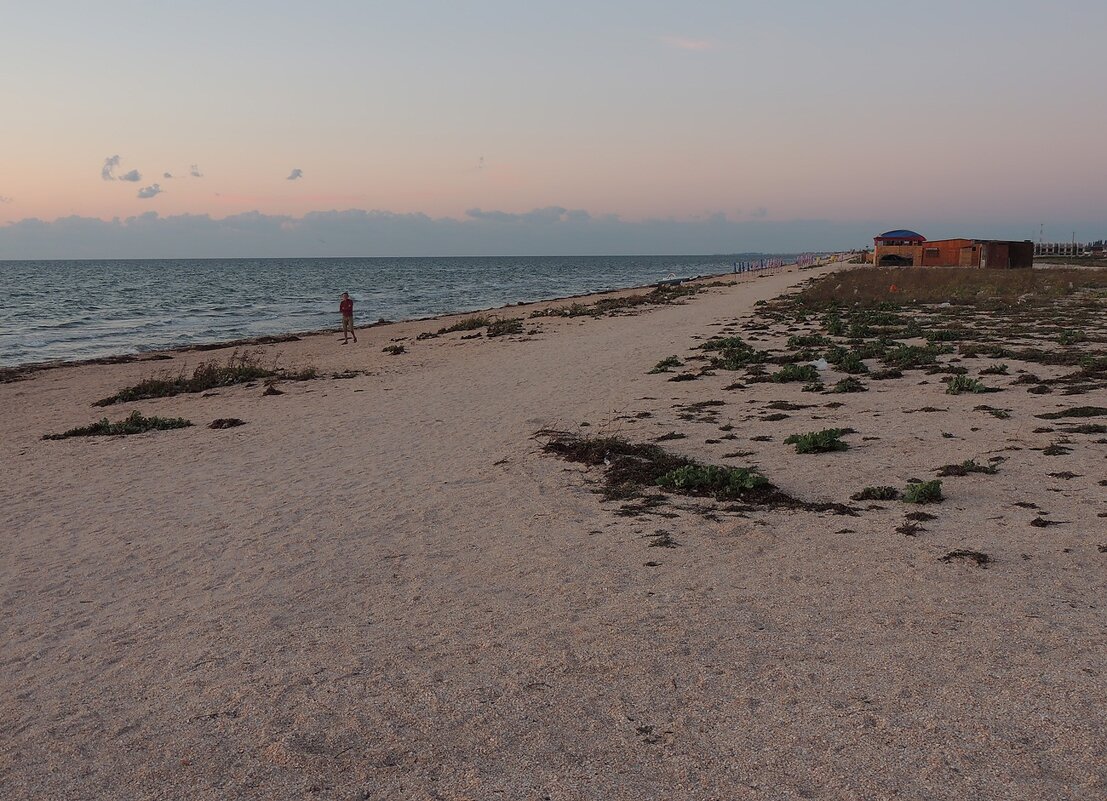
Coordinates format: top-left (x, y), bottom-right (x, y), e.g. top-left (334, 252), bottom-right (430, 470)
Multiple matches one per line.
top-left (0, 263), bottom-right (809, 381)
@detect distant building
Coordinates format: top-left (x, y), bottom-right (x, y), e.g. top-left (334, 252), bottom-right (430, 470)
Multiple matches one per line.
top-left (873, 230), bottom-right (1033, 269)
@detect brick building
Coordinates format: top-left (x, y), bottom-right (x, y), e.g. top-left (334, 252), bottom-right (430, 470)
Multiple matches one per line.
top-left (873, 230), bottom-right (1034, 268)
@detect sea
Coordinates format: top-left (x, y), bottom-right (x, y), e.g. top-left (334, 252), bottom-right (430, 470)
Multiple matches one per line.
top-left (0, 254), bottom-right (793, 367)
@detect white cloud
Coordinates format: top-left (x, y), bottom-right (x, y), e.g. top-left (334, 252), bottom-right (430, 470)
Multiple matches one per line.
top-left (189, 164), bottom-right (203, 177)
top-left (163, 172), bottom-right (174, 179)
top-left (101, 155), bottom-right (122, 180)
top-left (286, 168), bottom-right (304, 181)
top-left (119, 169), bottom-right (142, 182)
top-left (136, 184), bottom-right (164, 199)
top-left (660, 36), bottom-right (714, 51)
top-left (0, 195), bottom-right (12, 204)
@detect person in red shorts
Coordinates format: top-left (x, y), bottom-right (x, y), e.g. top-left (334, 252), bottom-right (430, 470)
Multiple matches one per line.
top-left (339, 292), bottom-right (357, 344)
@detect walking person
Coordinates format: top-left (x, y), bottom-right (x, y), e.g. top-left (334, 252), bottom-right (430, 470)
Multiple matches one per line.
top-left (339, 292), bottom-right (357, 344)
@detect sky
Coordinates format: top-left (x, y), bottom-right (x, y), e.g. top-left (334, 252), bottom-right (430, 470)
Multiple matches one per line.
top-left (2, 0), bottom-right (1106, 258)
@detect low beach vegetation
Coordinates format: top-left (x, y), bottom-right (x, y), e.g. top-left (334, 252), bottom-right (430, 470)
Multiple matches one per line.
top-left (94, 351), bottom-right (316, 406)
top-left (794, 267), bottom-right (1107, 309)
top-left (784, 428), bottom-right (850, 454)
top-left (531, 284), bottom-right (701, 319)
top-left (538, 430), bottom-right (858, 515)
top-left (771, 364), bottom-right (820, 383)
top-left (437, 315), bottom-right (491, 334)
top-left (851, 486), bottom-right (900, 501)
top-left (904, 480), bottom-right (944, 504)
top-left (831, 377), bottom-right (867, 393)
top-left (946, 375), bottom-right (992, 395)
top-left (936, 459), bottom-right (998, 477)
top-left (44, 410), bottom-right (192, 440)
top-left (649, 356), bottom-right (682, 373)
top-left (486, 317), bottom-right (524, 337)
top-left (656, 464), bottom-right (769, 498)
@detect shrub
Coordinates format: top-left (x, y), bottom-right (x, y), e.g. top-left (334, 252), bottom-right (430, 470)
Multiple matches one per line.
top-left (787, 334), bottom-right (828, 348)
top-left (831, 377), bottom-right (867, 393)
top-left (700, 336), bottom-right (748, 351)
top-left (946, 375), bottom-right (990, 395)
top-left (44, 411), bottom-right (192, 440)
top-left (837, 351), bottom-right (869, 374)
top-left (936, 459), bottom-right (998, 477)
top-left (979, 363), bottom-right (1009, 376)
top-left (883, 344), bottom-right (943, 370)
top-left (649, 356), bottom-right (682, 373)
top-left (1058, 329), bottom-right (1087, 345)
top-left (656, 464), bottom-right (769, 498)
top-left (93, 351), bottom-right (312, 406)
top-left (487, 317), bottom-right (524, 337)
top-left (903, 479), bottom-right (943, 504)
top-left (771, 364), bottom-right (820, 383)
top-left (438, 315), bottom-right (491, 334)
top-left (851, 486), bottom-right (900, 501)
top-left (784, 428), bottom-right (849, 454)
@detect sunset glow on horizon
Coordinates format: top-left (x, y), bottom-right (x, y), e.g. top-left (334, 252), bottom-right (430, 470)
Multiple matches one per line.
top-left (3, 1), bottom-right (1107, 255)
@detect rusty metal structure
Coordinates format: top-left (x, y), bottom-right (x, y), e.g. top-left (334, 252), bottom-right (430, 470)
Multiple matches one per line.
top-left (873, 230), bottom-right (1033, 269)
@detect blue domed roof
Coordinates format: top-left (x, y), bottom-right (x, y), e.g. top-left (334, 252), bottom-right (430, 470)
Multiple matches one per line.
top-left (877, 229), bottom-right (926, 240)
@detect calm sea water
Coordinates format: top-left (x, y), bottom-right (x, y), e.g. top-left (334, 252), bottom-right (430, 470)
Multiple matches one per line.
top-left (0, 254), bottom-right (787, 367)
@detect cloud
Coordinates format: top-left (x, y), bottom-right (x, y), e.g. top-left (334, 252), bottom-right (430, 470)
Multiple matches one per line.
top-left (0, 206), bottom-right (919, 259)
top-left (136, 184), bottom-right (164, 199)
top-left (660, 36), bottom-right (714, 51)
top-left (189, 164), bottom-right (203, 177)
top-left (750, 206), bottom-right (769, 218)
top-left (163, 172), bottom-right (174, 179)
top-left (465, 206), bottom-right (584, 224)
top-left (101, 155), bottom-right (122, 180)
top-left (0, 195), bottom-right (12, 204)
top-left (119, 169), bottom-right (142, 182)
top-left (286, 168), bottom-right (304, 181)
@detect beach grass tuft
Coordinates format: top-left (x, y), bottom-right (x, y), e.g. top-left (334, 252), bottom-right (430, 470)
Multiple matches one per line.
top-left (44, 410), bottom-right (192, 440)
top-left (94, 351), bottom-right (315, 406)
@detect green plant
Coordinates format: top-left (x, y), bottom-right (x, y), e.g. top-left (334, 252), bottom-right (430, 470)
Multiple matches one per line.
top-left (784, 428), bottom-right (849, 454)
top-left (486, 317), bottom-right (524, 337)
top-left (656, 464), bottom-right (769, 498)
top-left (44, 411), bottom-right (192, 440)
top-left (851, 486), bottom-right (900, 501)
top-left (649, 355), bottom-right (682, 373)
top-left (979, 363), bottom-right (1009, 376)
top-left (787, 333), bottom-right (828, 348)
top-left (882, 344), bottom-right (943, 370)
top-left (94, 351), bottom-right (313, 406)
top-left (438, 315), bottom-right (491, 334)
top-left (904, 480), bottom-right (943, 504)
top-left (936, 459), bottom-right (998, 477)
top-left (771, 363), bottom-right (820, 383)
top-left (1058, 329), bottom-right (1087, 345)
top-left (946, 375), bottom-right (989, 395)
top-left (700, 336), bottom-right (748, 351)
top-left (831, 377), bottom-right (867, 393)
top-left (836, 351), bottom-right (869, 374)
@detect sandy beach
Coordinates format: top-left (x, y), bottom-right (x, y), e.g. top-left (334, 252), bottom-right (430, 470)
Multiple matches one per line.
top-left (2, 261), bottom-right (1105, 800)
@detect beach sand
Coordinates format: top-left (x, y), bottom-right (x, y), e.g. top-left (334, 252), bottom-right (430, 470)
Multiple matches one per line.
top-left (2, 261), bottom-right (1105, 800)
